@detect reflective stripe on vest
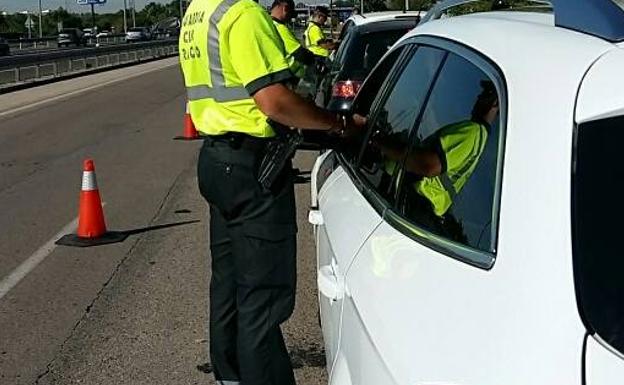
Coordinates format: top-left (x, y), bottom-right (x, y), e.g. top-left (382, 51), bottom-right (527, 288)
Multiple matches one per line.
top-left (186, 0), bottom-right (249, 102)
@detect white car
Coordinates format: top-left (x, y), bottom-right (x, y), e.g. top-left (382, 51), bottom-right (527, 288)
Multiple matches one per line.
top-left (310, 0), bottom-right (624, 384)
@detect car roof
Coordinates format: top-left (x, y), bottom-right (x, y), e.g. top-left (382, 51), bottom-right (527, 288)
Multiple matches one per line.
top-left (404, 11), bottom-right (615, 71)
top-left (347, 11), bottom-right (425, 26)
top-left (402, 10), bottom-right (620, 124)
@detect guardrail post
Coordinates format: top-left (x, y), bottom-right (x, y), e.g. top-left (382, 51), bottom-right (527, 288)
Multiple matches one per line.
top-left (35, 64), bottom-right (40, 79)
top-left (14, 67), bottom-right (20, 83)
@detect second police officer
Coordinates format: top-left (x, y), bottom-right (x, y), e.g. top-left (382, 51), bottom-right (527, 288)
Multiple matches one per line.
top-left (178, 1), bottom-right (365, 385)
top-left (270, 0), bottom-right (316, 88)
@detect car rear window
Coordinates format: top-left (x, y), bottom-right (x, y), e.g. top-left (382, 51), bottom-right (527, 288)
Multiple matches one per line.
top-left (573, 115), bottom-right (624, 355)
top-left (340, 29), bottom-right (409, 80)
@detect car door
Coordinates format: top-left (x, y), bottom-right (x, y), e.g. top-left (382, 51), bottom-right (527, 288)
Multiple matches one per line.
top-left (311, 44), bottom-right (410, 375)
top-left (338, 40), bottom-right (507, 385)
top-left (323, 43), bottom-right (450, 384)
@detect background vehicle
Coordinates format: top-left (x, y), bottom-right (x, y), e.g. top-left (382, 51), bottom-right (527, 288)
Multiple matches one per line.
top-left (0, 37), bottom-right (10, 56)
top-left (126, 27), bottom-right (152, 42)
top-left (310, 1), bottom-right (624, 384)
top-left (316, 12), bottom-right (421, 112)
top-left (57, 28), bottom-right (86, 47)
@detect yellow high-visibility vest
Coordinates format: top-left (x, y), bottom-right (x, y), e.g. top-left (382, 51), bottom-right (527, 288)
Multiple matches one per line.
top-left (417, 120), bottom-right (488, 216)
top-left (304, 22), bottom-right (329, 57)
top-left (273, 19), bottom-right (305, 79)
top-left (179, 0), bottom-right (293, 137)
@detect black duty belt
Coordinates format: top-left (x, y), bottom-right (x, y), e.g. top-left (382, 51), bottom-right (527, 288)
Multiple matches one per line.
top-left (203, 132), bottom-right (268, 152)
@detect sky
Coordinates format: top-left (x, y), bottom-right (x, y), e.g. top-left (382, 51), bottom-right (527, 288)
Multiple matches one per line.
top-left (1, 0), bottom-right (186, 13)
top-left (0, 0), bottom-right (288, 13)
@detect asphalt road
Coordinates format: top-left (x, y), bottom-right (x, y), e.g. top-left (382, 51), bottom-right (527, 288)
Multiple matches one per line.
top-left (0, 59), bottom-right (326, 385)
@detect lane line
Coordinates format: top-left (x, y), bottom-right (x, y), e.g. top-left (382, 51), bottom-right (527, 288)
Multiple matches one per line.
top-left (0, 217), bottom-right (78, 301)
top-left (0, 59), bottom-right (180, 119)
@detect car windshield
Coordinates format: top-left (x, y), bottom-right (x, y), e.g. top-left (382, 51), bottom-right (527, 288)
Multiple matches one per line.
top-left (339, 28), bottom-right (409, 80)
top-left (573, 115), bottom-right (624, 356)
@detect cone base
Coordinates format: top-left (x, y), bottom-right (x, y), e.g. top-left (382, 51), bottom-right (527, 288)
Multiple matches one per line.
top-left (56, 231), bottom-right (129, 248)
top-left (173, 135), bottom-right (202, 141)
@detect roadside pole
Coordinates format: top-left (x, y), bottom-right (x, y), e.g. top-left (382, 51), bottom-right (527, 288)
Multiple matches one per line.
top-left (131, 0), bottom-right (136, 28)
top-left (38, 0), bottom-right (43, 38)
top-left (123, 0), bottom-right (128, 33)
top-left (90, 3), bottom-right (96, 30)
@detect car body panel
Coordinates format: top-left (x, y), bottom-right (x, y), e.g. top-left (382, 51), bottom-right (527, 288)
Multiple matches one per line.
top-left (316, 165), bottom-right (382, 374)
top-left (575, 48), bottom-right (624, 123)
top-left (586, 336), bottom-right (624, 385)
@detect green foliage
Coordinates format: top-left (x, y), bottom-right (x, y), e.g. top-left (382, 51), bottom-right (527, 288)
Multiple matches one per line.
top-left (0, 0), bottom-right (188, 37)
top-left (386, 0), bottom-right (435, 12)
top-left (364, 0), bottom-right (388, 12)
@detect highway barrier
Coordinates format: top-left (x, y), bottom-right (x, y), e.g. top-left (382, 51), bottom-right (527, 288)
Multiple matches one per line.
top-left (0, 39), bottom-right (179, 91)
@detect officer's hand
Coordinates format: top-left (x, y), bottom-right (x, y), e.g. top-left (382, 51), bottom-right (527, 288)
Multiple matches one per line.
top-left (341, 113), bottom-right (367, 138)
top-left (328, 113), bottom-right (366, 138)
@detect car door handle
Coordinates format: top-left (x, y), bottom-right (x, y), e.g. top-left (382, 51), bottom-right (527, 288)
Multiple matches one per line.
top-left (318, 265), bottom-right (344, 301)
top-left (308, 209), bottom-right (324, 226)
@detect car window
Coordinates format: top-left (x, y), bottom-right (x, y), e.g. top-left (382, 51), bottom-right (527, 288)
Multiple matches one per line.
top-left (331, 28), bottom-right (355, 72)
top-left (341, 45), bottom-right (407, 163)
top-left (340, 29), bottom-right (411, 80)
top-left (339, 20), bottom-right (354, 41)
top-left (573, 115), bottom-right (624, 357)
top-left (357, 46), bottom-right (446, 205)
top-left (397, 52), bottom-right (501, 251)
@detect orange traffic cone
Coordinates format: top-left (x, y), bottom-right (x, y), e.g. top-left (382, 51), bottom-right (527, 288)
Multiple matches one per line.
top-left (174, 101), bottom-right (200, 140)
top-left (77, 159), bottom-right (106, 238)
top-left (56, 159), bottom-right (128, 247)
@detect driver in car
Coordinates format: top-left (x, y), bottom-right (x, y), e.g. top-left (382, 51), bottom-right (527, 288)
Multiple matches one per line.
top-left (374, 81), bottom-right (499, 242)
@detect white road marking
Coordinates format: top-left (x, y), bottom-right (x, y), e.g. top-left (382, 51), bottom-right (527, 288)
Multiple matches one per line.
top-left (0, 218), bottom-right (79, 300)
top-left (0, 59), bottom-right (179, 119)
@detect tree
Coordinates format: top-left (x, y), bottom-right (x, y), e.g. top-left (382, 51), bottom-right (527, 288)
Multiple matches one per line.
top-left (364, 0), bottom-right (388, 12)
top-left (386, 0), bottom-right (435, 11)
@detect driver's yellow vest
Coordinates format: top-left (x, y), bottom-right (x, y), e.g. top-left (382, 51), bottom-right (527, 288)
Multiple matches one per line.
top-left (179, 0), bottom-right (290, 137)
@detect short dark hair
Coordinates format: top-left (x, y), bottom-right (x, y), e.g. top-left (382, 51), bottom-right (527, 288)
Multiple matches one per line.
top-left (271, 0), bottom-right (295, 9)
top-left (471, 80), bottom-right (498, 122)
top-left (314, 6), bottom-right (330, 16)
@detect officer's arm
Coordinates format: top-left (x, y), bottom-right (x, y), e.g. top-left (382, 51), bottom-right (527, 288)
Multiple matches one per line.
top-left (254, 84), bottom-right (341, 131)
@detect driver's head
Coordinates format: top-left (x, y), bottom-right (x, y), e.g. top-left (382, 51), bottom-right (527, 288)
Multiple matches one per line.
top-left (471, 80), bottom-right (499, 125)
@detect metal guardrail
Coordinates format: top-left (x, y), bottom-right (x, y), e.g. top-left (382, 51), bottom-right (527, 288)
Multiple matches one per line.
top-left (0, 39), bottom-right (179, 89)
top-left (7, 34), bottom-right (173, 52)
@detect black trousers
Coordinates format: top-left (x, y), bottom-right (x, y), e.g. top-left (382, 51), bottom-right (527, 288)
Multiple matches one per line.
top-left (197, 137), bottom-right (298, 385)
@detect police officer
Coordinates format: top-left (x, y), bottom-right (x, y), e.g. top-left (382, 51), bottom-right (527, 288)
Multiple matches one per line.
top-left (271, 0), bottom-right (316, 86)
top-left (304, 6), bottom-right (336, 58)
top-left (304, 6), bottom-right (336, 93)
top-left (178, 1), bottom-right (364, 384)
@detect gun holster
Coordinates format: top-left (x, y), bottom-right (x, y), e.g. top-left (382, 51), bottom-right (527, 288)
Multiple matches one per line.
top-left (257, 120), bottom-right (303, 190)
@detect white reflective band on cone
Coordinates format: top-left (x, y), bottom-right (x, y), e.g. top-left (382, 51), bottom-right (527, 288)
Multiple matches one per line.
top-left (81, 171), bottom-right (98, 191)
top-left (218, 381), bottom-right (240, 385)
top-left (186, 101), bottom-right (190, 114)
